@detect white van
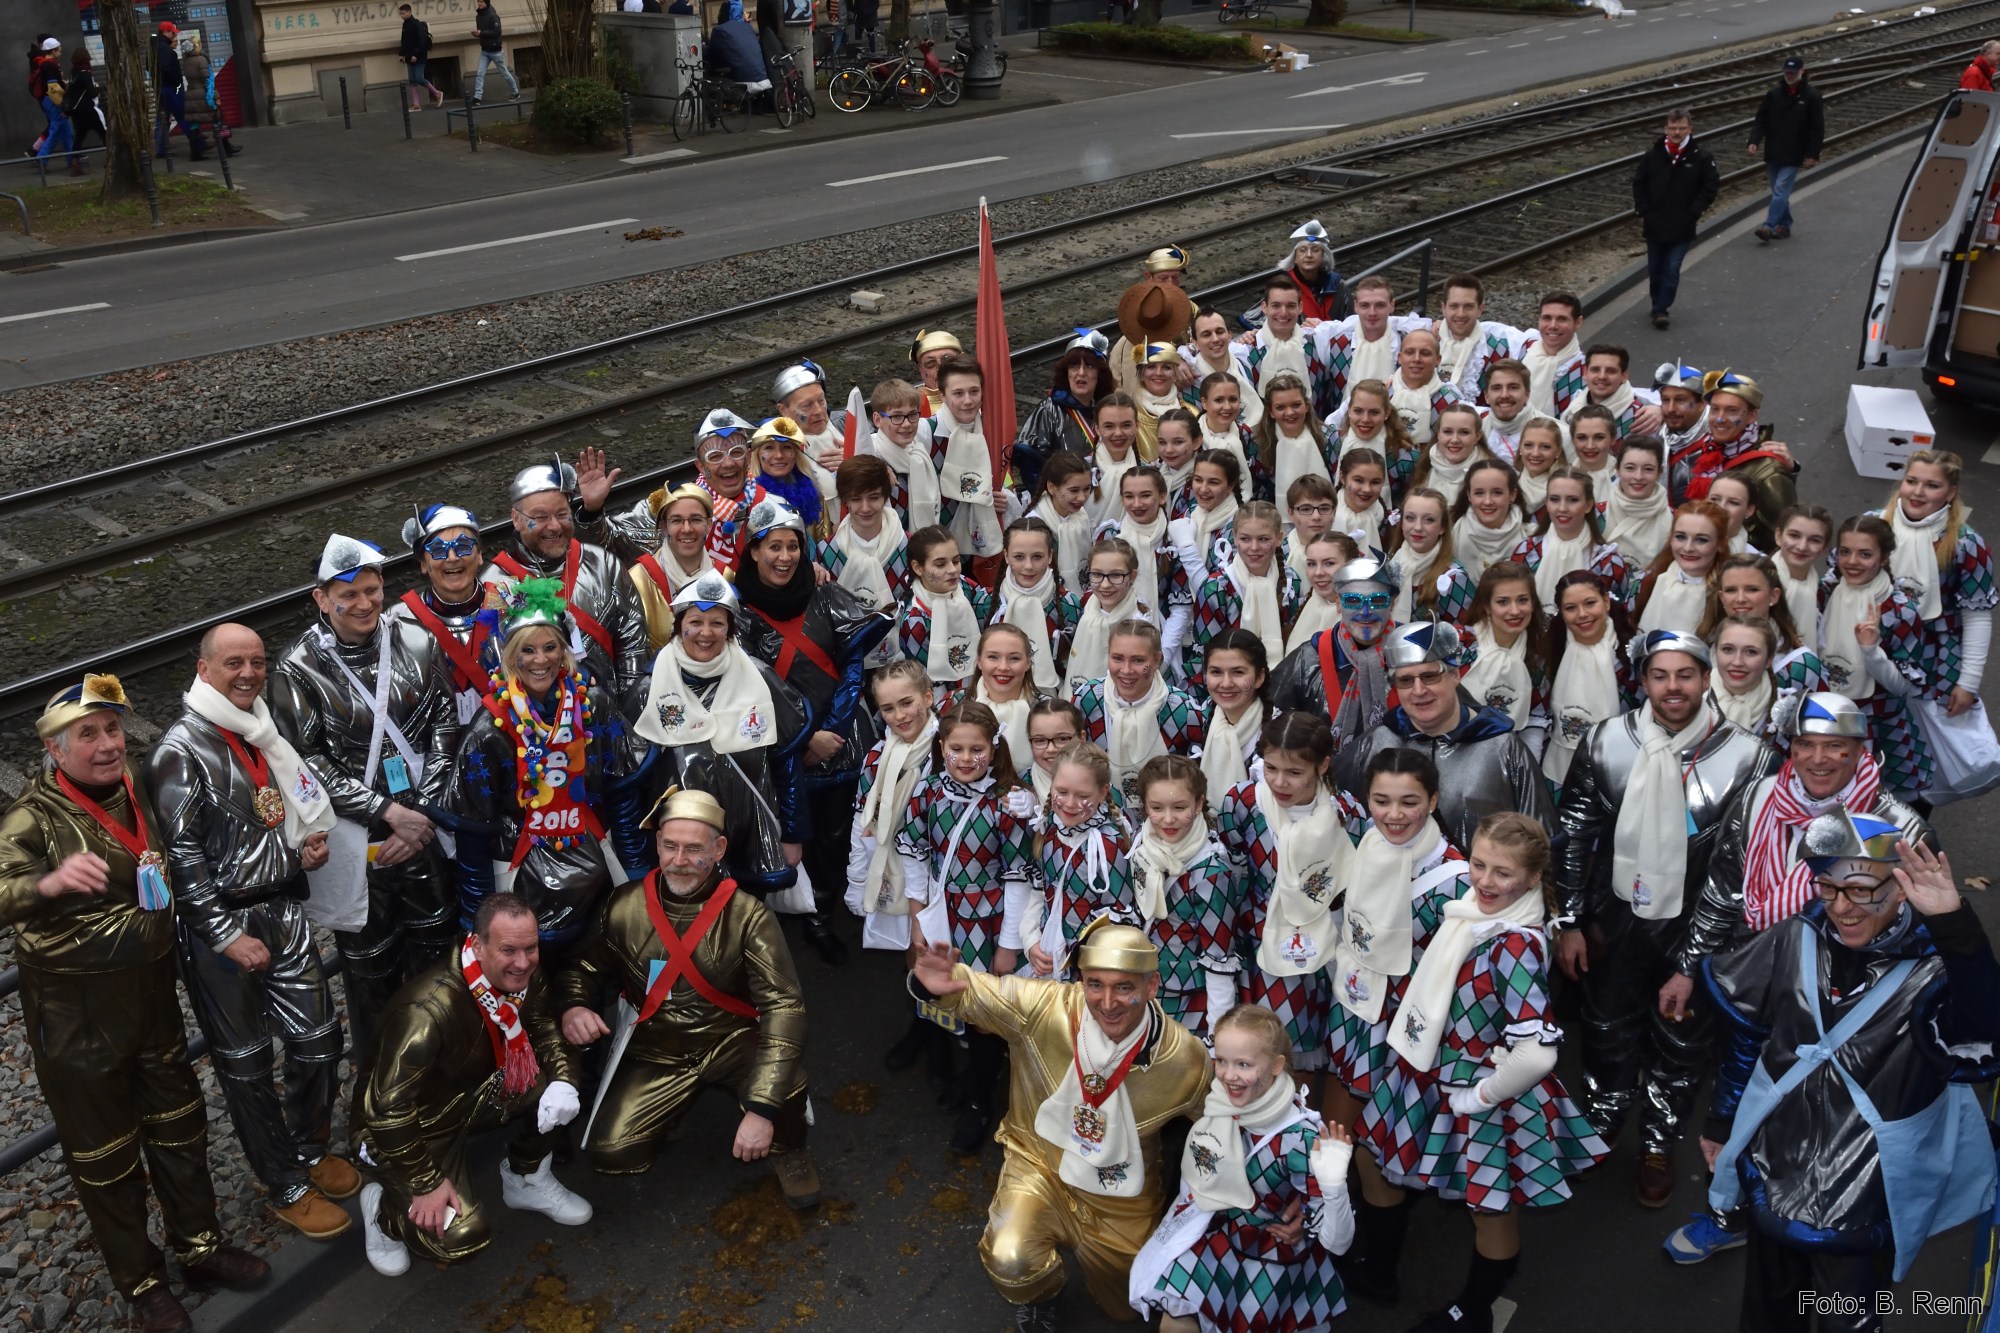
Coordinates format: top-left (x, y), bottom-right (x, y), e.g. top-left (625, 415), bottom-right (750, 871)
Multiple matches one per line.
top-left (1864, 88), bottom-right (2000, 406)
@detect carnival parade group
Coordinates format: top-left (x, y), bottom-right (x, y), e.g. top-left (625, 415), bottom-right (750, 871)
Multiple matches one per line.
top-left (4, 231), bottom-right (1998, 1333)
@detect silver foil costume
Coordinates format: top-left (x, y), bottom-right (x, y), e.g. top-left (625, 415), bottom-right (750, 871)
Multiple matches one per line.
top-left (1335, 688), bottom-right (1554, 852)
top-left (270, 620), bottom-right (460, 1065)
top-left (148, 713), bottom-right (342, 1207)
top-left (483, 532), bottom-right (651, 717)
top-left (1554, 710), bottom-right (1776, 1153)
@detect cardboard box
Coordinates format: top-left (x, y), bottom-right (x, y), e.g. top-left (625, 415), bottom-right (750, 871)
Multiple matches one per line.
top-left (1844, 384), bottom-right (1936, 480)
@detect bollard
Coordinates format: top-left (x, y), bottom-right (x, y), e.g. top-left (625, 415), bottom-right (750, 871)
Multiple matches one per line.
top-left (339, 76), bottom-right (352, 129)
top-left (621, 93), bottom-right (634, 158)
top-left (465, 93), bottom-right (480, 152)
top-left (401, 95), bottom-right (413, 141)
top-left (211, 121), bottom-right (234, 190)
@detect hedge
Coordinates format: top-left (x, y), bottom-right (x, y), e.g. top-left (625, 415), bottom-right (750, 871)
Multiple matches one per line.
top-left (1044, 22), bottom-right (1260, 62)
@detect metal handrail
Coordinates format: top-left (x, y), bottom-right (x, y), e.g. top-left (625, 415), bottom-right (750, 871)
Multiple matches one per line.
top-left (0, 192), bottom-right (29, 238)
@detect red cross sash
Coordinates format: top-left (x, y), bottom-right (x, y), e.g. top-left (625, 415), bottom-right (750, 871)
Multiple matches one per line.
top-left (636, 553), bottom-right (675, 602)
top-left (493, 543), bottom-right (615, 665)
top-left (398, 589), bottom-right (494, 693)
top-left (759, 611), bottom-right (837, 680)
top-left (637, 872), bottom-right (759, 1022)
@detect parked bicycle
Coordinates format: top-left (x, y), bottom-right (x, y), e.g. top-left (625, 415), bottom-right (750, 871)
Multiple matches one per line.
top-left (671, 54), bottom-right (756, 139)
top-left (768, 48), bottom-right (817, 127)
top-left (826, 40), bottom-right (940, 112)
top-left (1217, 0), bottom-right (1272, 21)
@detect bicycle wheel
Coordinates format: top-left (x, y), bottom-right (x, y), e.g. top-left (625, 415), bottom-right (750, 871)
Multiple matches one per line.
top-left (794, 69), bottom-right (817, 119)
top-left (934, 65), bottom-right (961, 106)
top-left (672, 87), bottom-right (697, 141)
top-left (895, 69), bottom-right (937, 111)
top-left (828, 67), bottom-right (873, 112)
top-left (774, 77), bottom-right (797, 128)
top-left (723, 84), bottom-right (752, 132)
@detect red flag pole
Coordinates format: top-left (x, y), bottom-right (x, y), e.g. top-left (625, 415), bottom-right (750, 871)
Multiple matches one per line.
top-left (975, 196), bottom-right (1016, 491)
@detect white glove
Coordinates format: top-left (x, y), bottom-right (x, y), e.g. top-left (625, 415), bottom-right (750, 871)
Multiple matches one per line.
top-left (537, 1079), bottom-right (581, 1133)
top-left (1447, 1082), bottom-right (1492, 1117)
top-left (1248, 755), bottom-right (1265, 785)
top-left (1005, 788), bottom-right (1038, 820)
top-left (1204, 969), bottom-right (1238, 1026)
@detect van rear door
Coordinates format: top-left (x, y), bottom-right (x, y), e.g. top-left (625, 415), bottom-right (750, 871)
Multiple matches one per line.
top-left (1862, 90), bottom-right (2000, 368)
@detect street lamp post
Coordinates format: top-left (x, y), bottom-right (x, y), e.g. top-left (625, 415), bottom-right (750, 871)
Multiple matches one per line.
top-left (965, 0), bottom-right (1002, 100)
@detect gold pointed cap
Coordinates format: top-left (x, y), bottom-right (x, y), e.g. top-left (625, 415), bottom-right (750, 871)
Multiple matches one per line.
top-left (1073, 914), bottom-right (1158, 976)
top-left (642, 785), bottom-right (726, 831)
top-left (37, 673), bottom-right (129, 739)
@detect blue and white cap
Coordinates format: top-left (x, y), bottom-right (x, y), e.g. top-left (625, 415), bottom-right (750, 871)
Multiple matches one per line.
top-left (1334, 551), bottom-right (1402, 593)
top-left (508, 458), bottom-right (576, 504)
top-left (1627, 628), bottom-right (1712, 671)
top-left (1652, 361), bottom-right (1705, 393)
top-left (1381, 620), bottom-right (1465, 670)
top-left (1798, 809), bottom-right (1903, 880)
top-left (1290, 219), bottom-right (1331, 248)
top-left (772, 360), bottom-right (826, 404)
top-left (697, 408), bottom-right (756, 446)
top-left (316, 533), bottom-right (385, 585)
top-left (1781, 690), bottom-right (1868, 740)
top-left (402, 502), bottom-right (479, 554)
top-left (744, 495), bottom-right (808, 546)
top-left (670, 569), bottom-right (741, 617)
top-left (1066, 328), bottom-right (1111, 359)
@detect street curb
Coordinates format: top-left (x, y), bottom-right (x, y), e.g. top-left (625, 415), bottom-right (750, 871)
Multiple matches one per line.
top-left (1032, 45), bottom-right (1264, 69)
top-left (191, 1198), bottom-right (366, 1332)
top-left (0, 225), bottom-right (282, 271)
top-left (1580, 123), bottom-right (1927, 313)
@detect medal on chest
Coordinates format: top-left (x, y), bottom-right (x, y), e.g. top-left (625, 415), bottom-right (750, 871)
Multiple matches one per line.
top-left (252, 785), bottom-right (287, 829)
top-left (1072, 1100), bottom-right (1107, 1148)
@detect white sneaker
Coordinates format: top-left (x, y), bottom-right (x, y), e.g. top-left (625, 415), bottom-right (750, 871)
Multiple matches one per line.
top-left (500, 1158), bottom-right (593, 1225)
top-left (358, 1183), bottom-right (410, 1277)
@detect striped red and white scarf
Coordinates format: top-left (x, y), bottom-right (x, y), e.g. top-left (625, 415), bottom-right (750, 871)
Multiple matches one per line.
top-left (1741, 752), bottom-right (1883, 931)
top-left (461, 933), bottom-right (540, 1097)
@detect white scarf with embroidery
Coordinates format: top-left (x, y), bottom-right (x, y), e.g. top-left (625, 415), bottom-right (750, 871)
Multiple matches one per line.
top-left (635, 639), bottom-right (778, 755)
top-left (1392, 376), bottom-right (1442, 447)
top-left (1034, 1005), bottom-right (1149, 1198)
top-left (1779, 560), bottom-right (1821, 645)
top-left (1613, 698), bottom-right (1716, 920)
top-left (1437, 325), bottom-right (1482, 388)
top-left (1273, 430), bottom-right (1333, 508)
top-left (915, 582), bottom-right (981, 683)
top-left (1821, 572), bottom-right (1892, 702)
top-left (858, 718), bottom-right (938, 912)
top-left (1199, 423), bottom-right (1257, 501)
top-left (1032, 496), bottom-right (1094, 597)
top-left (1334, 493), bottom-right (1386, 549)
top-left (1131, 814), bottom-right (1214, 921)
top-left (1349, 329), bottom-right (1395, 385)
top-left (1886, 499), bottom-right (1948, 620)
top-left (1423, 446), bottom-right (1477, 509)
top-left (1393, 538), bottom-right (1444, 622)
top-left (1563, 381), bottom-right (1633, 428)
top-left (1069, 585), bottom-right (1144, 697)
top-left (1452, 510), bottom-right (1526, 584)
top-left (999, 568), bottom-right (1062, 691)
top-left (1119, 511), bottom-right (1170, 619)
top-left (1521, 338), bottom-right (1574, 417)
top-left (975, 678), bottom-right (1033, 767)
top-left (1460, 622), bottom-right (1531, 726)
top-left (1391, 890), bottom-right (1544, 1072)
top-left (1544, 633), bottom-right (1620, 785)
top-left (1640, 567), bottom-right (1710, 634)
top-left (1183, 1070), bottom-right (1303, 1212)
top-left (1517, 466), bottom-right (1553, 516)
top-left (1106, 673), bottom-right (1170, 796)
top-left (1200, 701), bottom-right (1264, 806)
top-left (833, 510), bottom-right (905, 613)
top-left (1332, 816), bottom-right (1444, 1022)
top-left (1715, 673), bottom-right (1775, 734)
top-left (1337, 426), bottom-right (1386, 462)
top-left (939, 414), bottom-right (1003, 558)
top-left (1257, 327), bottom-right (1313, 387)
top-left (1184, 495), bottom-right (1239, 573)
top-left (1231, 554), bottom-right (1287, 666)
top-left (1254, 782), bottom-right (1351, 978)
top-left (866, 429), bottom-right (941, 529)
top-left (1603, 483), bottom-right (1671, 569)
top-left (1533, 525), bottom-right (1598, 612)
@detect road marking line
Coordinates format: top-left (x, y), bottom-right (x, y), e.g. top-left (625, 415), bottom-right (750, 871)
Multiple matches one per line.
top-left (1290, 71), bottom-right (1427, 99)
top-left (0, 303), bottom-right (110, 325)
top-left (1649, 14), bottom-right (1667, 19)
top-left (396, 219), bottom-right (640, 261)
top-left (1466, 47), bottom-right (1490, 53)
top-left (1506, 41), bottom-right (1530, 47)
top-left (1546, 33), bottom-right (1566, 40)
top-left (827, 156), bottom-right (1006, 187)
top-left (1172, 125), bottom-right (1347, 138)
top-left (622, 149), bottom-right (697, 164)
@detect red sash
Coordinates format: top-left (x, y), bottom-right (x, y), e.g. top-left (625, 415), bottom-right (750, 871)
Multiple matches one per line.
top-left (480, 693), bottom-right (607, 868)
top-left (636, 553), bottom-right (676, 602)
top-left (1068, 1009), bottom-right (1144, 1106)
top-left (1316, 627), bottom-right (1343, 716)
top-left (397, 589), bottom-right (493, 692)
top-left (760, 611), bottom-right (837, 680)
top-left (54, 770), bottom-right (151, 861)
top-left (636, 872), bottom-right (759, 1021)
top-left (493, 543), bottom-right (615, 665)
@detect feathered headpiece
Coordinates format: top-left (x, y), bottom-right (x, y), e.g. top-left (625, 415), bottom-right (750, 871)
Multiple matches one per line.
top-left (37, 673), bottom-right (129, 739)
top-left (500, 577), bottom-right (571, 641)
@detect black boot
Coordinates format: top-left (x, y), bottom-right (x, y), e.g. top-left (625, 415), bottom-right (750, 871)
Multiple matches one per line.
top-left (884, 999), bottom-right (930, 1071)
top-left (925, 1026), bottom-right (956, 1098)
top-left (1408, 1251), bottom-right (1518, 1332)
top-left (1012, 1300), bottom-right (1055, 1332)
top-left (1342, 1196), bottom-right (1412, 1303)
top-left (800, 913), bottom-right (848, 966)
top-left (949, 1100), bottom-right (992, 1155)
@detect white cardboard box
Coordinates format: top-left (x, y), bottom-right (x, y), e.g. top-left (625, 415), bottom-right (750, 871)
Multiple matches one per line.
top-left (1844, 384), bottom-right (1936, 480)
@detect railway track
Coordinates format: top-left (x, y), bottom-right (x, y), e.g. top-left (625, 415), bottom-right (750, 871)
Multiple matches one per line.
top-left (0, 8), bottom-right (1982, 735)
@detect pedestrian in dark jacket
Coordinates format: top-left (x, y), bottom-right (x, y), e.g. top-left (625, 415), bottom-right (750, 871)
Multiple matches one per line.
top-left (27, 37), bottom-right (72, 168)
top-left (65, 49), bottom-right (104, 160)
top-left (399, 4), bottom-right (443, 110)
top-left (470, 0), bottom-right (520, 104)
top-left (1631, 109), bottom-right (1720, 330)
top-left (150, 22), bottom-right (208, 159)
top-left (1747, 56), bottom-right (1823, 241)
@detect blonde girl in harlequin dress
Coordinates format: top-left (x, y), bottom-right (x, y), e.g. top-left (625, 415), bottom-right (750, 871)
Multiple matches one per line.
top-left (899, 525), bottom-right (994, 706)
top-left (1021, 741), bottom-right (1133, 982)
top-left (1817, 515), bottom-right (1935, 802)
top-left (992, 517), bottom-right (1081, 695)
top-left (1131, 1004), bottom-right (1356, 1333)
top-left (1352, 814), bottom-right (1606, 1331)
top-left (1129, 755), bottom-right (1241, 1042)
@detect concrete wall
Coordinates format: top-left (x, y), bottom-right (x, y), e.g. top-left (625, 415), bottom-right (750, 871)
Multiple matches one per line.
top-left (257, 0), bottom-right (540, 123)
top-left (2, 0), bottom-right (86, 157)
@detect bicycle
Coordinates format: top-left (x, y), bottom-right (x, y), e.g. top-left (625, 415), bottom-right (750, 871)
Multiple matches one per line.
top-left (768, 48), bottom-right (816, 127)
top-left (825, 40), bottom-right (938, 113)
top-left (671, 54), bottom-right (753, 140)
top-left (1217, 0), bottom-right (1271, 21)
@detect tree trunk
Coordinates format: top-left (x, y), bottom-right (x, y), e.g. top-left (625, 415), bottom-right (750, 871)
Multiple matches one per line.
top-left (541, 0), bottom-right (597, 80)
top-left (98, 0), bottom-right (152, 203)
top-left (888, 0), bottom-right (911, 46)
top-left (1132, 0), bottom-right (1162, 25)
top-left (1305, 0), bottom-right (1346, 26)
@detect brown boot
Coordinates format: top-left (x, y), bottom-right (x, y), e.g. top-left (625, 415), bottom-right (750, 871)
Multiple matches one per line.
top-left (1637, 1152), bottom-right (1675, 1208)
top-left (773, 1151), bottom-right (821, 1211)
top-left (275, 1187), bottom-right (353, 1239)
top-left (309, 1153), bottom-right (362, 1200)
top-left (182, 1244), bottom-right (270, 1291)
top-left (130, 1288), bottom-right (192, 1333)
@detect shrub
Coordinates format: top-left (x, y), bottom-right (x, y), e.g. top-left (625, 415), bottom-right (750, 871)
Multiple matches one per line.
top-left (532, 76), bottom-right (625, 146)
top-left (1044, 23), bottom-right (1258, 62)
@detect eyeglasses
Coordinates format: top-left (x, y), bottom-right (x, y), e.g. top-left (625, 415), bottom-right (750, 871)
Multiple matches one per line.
top-left (664, 514), bottom-right (708, 529)
top-left (423, 535), bottom-right (478, 560)
top-left (1340, 592), bottom-right (1393, 612)
top-left (1292, 503), bottom-right (1335, 519)
top-left (1392, 667), bottom-right (1449, 689)
top-left (879, 411), bottom-right (923, 425)
top-left (1030, 732), bottom-right (1079, 750)
top-left (701, 444), bottom-right (750, 464)
top-left (1086, 570), bottom-right (1133, 586)
top-left (1816, 878), bottom-right (1895, 907)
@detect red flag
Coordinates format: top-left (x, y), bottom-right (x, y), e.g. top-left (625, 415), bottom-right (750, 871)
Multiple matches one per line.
top-left (841, 384), bottom-right (865, 461)
top-left (975, 197), bottom-right (1015, 487)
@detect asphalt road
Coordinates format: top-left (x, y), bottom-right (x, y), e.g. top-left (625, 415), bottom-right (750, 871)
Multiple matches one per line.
top-left (0, 0), bottom-right (1936, 390)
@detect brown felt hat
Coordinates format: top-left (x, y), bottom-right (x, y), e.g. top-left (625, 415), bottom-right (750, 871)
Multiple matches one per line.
top-left (1117, 281), bottom-right (1194, 349)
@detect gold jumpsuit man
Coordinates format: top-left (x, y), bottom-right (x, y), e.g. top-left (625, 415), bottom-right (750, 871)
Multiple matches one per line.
top-left (559, 789), bottom-right (821, 1209)
top-left (913, 917), bottom-right (1208, 1330)
top-left (0, 675), bottom-right (267, 1333)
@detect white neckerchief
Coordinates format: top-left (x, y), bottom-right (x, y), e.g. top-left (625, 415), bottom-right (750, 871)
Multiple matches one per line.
top-left (1031, 761), bottom-right (1054, 807)
top-left (1391, 375), bottom-right (1442, 447)
top-left (866, 428), bottom-right (941, 529)
top-left (1349, 328), bottom-right (1395, 384)
top-left (1257, 326), bottom-right (1312, 387)
top-left (1032, 496), bottom-right (1093, 596)
top-left (1197, 349), bottom-right (1264, 430)
top-left (1189, 496), bottom-right (1239, 569)
top-left (1640, 566), bottom-right (1710, 633)
top-left (975, 679), bottom-right (1033, 767)
top-left (1437, 324), bottom-right (1480, 386)
top-left (1603, 483), bottom-right (1671, 569)
top-left (1727, 528), bottom-right (1752, 556)
top-left (1452, 510), bottom-right (1526, 584)
top-left (1461, 622), bottom-right (1531, 726)
top-left (1613, 699), bottom-right (1717, 920)
top-left (858, 719), bottom-right (938, 912)
top-left (654, 545), bottom-right (718, 596)
top-left (999, 568), bottom-right (1062, 691)
top-left (1162, 455), bottom-right (1198, 508)
top-left (1069, 585), bottom-right (1145, 697)
top-left (1033, 1006), bottom-right (1150, 1197)
top-left (833, 510), bottom-right (905, 612)
top-left (1230, 554), bottom-right (1286, 666)
top-left (1273, 429), bottom-right (1332, 506)
top-left (801, 423), bottom-right (845, 482)
top-left (1200, 700), bottom-right (1264, 804)
top-left (1337, 426), bottom-right (1385, 462)
top-left (1543, 633), bottom-right (1620, 785)
top-left (1563, 381), bottom-right (1633, 426)
top-left (1131, 815), bottom-right (1215, 921)
top-left (1533, 524), bottom-right (1598, 612)
top-left (1521, 338), bottom-right (1574, 417)
top-left (1390, 891), bottom-right (1544, 1071)
top-left (1393, 539), bottom-right (1443, 622)
top-left (1284, 591), bottom-right (1343, 657)
top-left (1423, 446), bottom-right (1477, 509)
top-left (1254, 782), bottom-right (1350, 978)
top-left (1105, 674), bottom-right (1170, 796)
top-left (1092, 445), bottom-right (1138, 530)
top-left (1886, 499), bottom-right (1948, 620)
top-left (939, 413), bottom-right (1003, 557)
top-left (1821, 572), bottom-right (1892, 702)
top-left (184, 679), bottom-right (337, 846)
top-left (635, 639), bottom-right (778, 755)
top-left (1119, 510), bottom-right (1169, 616)
top-left (1714, 674), bottom-right (1775, 734)
top-left (1199, 423), bottom-right (1256, 500)
top-left (915, 581), bottom-right (982, 683)
top-left (1026, 813), bottom-right (1120, 971)
top-left (1183, 1072), bottom-right (1303, 1212)
top-left (1138, 386), bottom-right (1184, 423)
top-left (1333, 493), bottom-right (1386, 549)
top-left (1332, 817), bottom-right (1445, 1022)
top-left (1517, 467), bottom-right (1553, 515)
top-left (1779, 560), bottom-right (1822, 645)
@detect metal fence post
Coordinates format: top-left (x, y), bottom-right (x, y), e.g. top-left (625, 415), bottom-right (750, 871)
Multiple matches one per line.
top-left (621, 92), bottom-right (634, 157)
top-left (339, 76), bottom-right (352, 129)
top-left (401, 94), bottom-right (413, 140)
top-left (1416, 243), bottom-right (1432, 316)
top-left (465, 93), bottom-right (480, 151)
top-left (211, 121), bottom-right (234, 190)
top-left (34, 157), bottom-right (47, 188)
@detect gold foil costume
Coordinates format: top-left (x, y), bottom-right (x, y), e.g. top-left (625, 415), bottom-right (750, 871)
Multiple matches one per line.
top-left (0, 769), bottom-right (223, 1298)
top-left (937, 968), bottom-right (1207, 1319)
top-left (559, 870), bottom-right (809, 1172)
top-left (355, 957), bottom-right (576, 1264)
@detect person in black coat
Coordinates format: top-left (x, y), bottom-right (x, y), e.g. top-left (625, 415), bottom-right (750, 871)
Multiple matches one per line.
top-left (398, 4), bottom-right (443, 111)
top-left (150, 22), bottom-right (208, 159)
top-left (1748, 56), bottom-right (1824, 242)
top-left (1631, 109), bottom-right (1720, 331)
top-left (65, 49), bottom-right (104, 158)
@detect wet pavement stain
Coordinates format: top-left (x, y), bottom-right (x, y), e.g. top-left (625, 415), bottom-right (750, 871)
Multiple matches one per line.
top-left (484, 1269), bottom-right (611, 1333)
top-left (829, 1079), bottom-right (880, 1115)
